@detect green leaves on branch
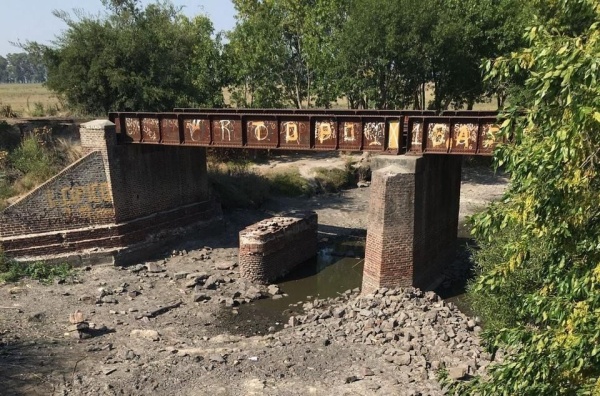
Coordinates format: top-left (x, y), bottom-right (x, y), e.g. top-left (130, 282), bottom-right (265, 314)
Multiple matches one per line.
top-left (458, 1), bottom-right (600, 394)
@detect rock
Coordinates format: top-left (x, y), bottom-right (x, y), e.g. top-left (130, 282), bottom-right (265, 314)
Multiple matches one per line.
top-left (103, 368), bottom-right (117, 376)
top-left (145, 263), bottom-right (164, 273)
top-left (185, 278), bottom-right (201, 288)
top-left (288, 316), bottom-right (298, 327)
top-left (272, 294), bottom-right (284, 300)
top-left (467, 319), bottom-right (476, 330)
top-left (203, 275), bottom-right (220, 290)
top-left (332, 307), bottom-right (346, 318)
top-left (345, 376), bottom-right (359, 384)
top-left (267, 284), bottom-right (281, 295)
top-left (67, 322), bottom-right (89, 332)
top-left (215, 262), bottom-right (233, 271)
top-left (173, 272), bottom-right (189, 280)
top-left (360, 367), bottom-right (375, 377)
top-left (28, 312), bottom-right (46, 322)
top-left (100, 296), bottom-right (118, 304)
top-left (394, 352), bottom-right (411, 366)
top-left (209, 354), bottom-right (226, 363)
top-left (130, 329), bottom-right (160, 341)
top-left (359, 309), bottom-right (372, 317)
top-left (448, 366), bottom-right (468, 380)
top-left (194, 293), bottom-right (211, 302)
top-left (357, 181), bottom-right (370, 188)
top-left (79, 295), bottom-right (97, 304)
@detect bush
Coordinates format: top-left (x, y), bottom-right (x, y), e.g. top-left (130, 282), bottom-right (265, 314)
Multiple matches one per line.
top-left (313, 163), bottom-right (355, 193)
top-left (208, 163), bottom-right (270, 208)
top-left (9, 134), bottom-right (59, 186)
top-left (0, 258), bottom-right (73, 284)
top-left (466, 222), bottom-right (546, 334)
top-left (267, 167), bottom-right (314, 196)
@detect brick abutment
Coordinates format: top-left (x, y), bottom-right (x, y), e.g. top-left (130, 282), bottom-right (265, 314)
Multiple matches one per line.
top-left (0, 120), bottom-right (221, 265)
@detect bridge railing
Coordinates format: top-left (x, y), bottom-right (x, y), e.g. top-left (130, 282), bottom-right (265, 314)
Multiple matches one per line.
top-left (108, 109), bottom-right (502, 156)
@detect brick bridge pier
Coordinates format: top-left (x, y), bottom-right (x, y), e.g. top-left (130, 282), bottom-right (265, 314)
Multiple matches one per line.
top-left (361, 155), bottom-right (461, 293)
top-left (1, 109), bottom-right (499, 289)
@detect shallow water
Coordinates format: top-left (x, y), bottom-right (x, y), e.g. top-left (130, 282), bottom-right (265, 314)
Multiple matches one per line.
top-left (218, 223), bottom-right (478, 336)
top-left (218, 250), bottom-right (364, 336)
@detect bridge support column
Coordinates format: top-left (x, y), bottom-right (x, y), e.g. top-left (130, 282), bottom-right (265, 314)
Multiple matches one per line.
top-left (362, 155), bottom-right (462, 294)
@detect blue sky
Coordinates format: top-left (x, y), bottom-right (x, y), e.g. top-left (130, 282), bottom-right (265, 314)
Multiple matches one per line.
top-left (0, 0), bottom-right (236, 57)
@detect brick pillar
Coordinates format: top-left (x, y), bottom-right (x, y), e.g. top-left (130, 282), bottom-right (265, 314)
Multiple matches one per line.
top-left (362, 155), bottom-right (462, 294)
top-left (80, 120), bottom-right (117, 205)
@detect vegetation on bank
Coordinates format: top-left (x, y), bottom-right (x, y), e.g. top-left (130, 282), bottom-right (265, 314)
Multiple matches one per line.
top-left (0, 124), bottom-right (81, 209)
top-left (0, 249), bottom-right (73, 284)
top-left (452, 0), bottom-right (600, 394)
top-left (208, 158), bottom-right (360, 209)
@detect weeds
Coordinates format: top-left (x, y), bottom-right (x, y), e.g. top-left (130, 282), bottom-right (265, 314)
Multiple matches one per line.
top-left (208, 163), bottom-right (270, 208)
top-left (0, 102), bottom-right (18, 118)
top-left (312, 162), bottom-right (355, 193)
top-left (0, 127), bottom-right (81, 208)
top-left (0, 250), bottom-right (73, 284)
top-left (28, 101), bottom-right (60, 117)
top-left (267, 167), bottom-right (314, 196)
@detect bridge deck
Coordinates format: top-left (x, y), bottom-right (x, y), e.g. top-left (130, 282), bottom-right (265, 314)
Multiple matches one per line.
top-left (108, 109), bottom-right (501, 156)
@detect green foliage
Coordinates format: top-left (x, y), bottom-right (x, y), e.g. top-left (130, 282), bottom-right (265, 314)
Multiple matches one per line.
top-left (0, 127), bottom-right (80, 208)
top-left (0, 258), bottom-right (73, 284)
top-left (454, 1), bottom-right (600, 394)
top-left (227, 0), bottom-right (529, 110)
top-left (208, 162), bottom-right (270, 209)
top-left (33, 0), bottom-right (224, 115)
top-left (267, 168), bottom-right (314, 196)
top-left (227, 0), bottom-right (350, 108)
top-left (313, 163), bottom-right (355, 193)
top-left (9, 135), bottom-right (58, 183)
top-left (466, 225), bottom-right (546, 333)
top-left (0, 52), bottom-right (46, 83)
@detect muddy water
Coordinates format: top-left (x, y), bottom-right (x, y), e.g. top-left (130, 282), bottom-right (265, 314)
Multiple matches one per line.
top-left (218, 251), bottom-right (364, 336)
top-left (218, 221), bottom-right (478, 336)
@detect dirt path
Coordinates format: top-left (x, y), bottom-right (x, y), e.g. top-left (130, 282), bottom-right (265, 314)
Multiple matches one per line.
top-left (0, 155), bottom-right (508, 396)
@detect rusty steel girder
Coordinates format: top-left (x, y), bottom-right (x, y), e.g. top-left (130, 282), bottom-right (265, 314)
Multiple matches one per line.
top-left (108, 109), bottom-right (502, 156)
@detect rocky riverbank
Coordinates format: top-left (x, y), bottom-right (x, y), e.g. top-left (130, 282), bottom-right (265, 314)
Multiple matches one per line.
top-left (0, 163), bottom-right (508, 395)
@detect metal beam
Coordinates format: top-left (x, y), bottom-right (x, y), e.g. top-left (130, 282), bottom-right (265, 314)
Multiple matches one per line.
top-left (108, 110), bottom-right (502, 156)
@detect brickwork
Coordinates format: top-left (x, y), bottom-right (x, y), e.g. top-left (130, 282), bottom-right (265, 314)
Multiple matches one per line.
top-left (0, 120), bottom-right (220, 264)
top-left (0, 151), bottom-right (115, 237)
top-left (239, 212), bottom-right (318, 284)
top-left (362, 156), bottom-right (462, 293)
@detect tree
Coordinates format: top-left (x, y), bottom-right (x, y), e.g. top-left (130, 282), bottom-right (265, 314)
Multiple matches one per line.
top-left (226, 0), bottom-right (350, 108)
top-left (0, 56), bottom-right (8, 83)
top-left (456, 0), bottom-right (600, 394)
top-left (333, 0), bottom-right (529, 110)
top-left (35, 0), bottom-right (224, 114)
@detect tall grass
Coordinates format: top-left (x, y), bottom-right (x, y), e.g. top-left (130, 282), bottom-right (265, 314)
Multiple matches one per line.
top-left (208, 159), bottom-right (358, 209)
top-left (0, 127), bottom-right (82, 208)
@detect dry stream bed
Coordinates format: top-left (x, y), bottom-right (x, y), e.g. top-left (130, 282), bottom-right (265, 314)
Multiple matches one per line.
top-left (0, 160), bottom-right (507, 396)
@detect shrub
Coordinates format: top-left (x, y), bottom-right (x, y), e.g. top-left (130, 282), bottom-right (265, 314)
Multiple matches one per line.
top-left (0, 258), bottom-right (73, 284)
top-left (208, 163), bottom-right (270, 208)
top-left (312, 162), bottom-right (355, 193)
top-left (267, 167), bottom-right (314, 196)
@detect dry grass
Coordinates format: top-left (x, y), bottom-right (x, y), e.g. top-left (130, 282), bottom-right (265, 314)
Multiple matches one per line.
top-left (0, 84), bottom-right (61, 117)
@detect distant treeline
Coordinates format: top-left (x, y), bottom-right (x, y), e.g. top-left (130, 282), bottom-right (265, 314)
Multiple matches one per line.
top-left (21, 0), bottom-right (535, 114)
top-left (0, 53), bottom-right (46, 84)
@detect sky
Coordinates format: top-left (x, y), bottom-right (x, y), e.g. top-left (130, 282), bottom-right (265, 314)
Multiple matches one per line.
top-left (0, 0), bottom-right (236, 57)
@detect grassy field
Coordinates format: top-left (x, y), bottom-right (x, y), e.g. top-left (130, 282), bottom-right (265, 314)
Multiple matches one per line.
top-left (0, 83), bottom-right (61, 117)
top-left (1, 83), bottom-right (496, 117)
